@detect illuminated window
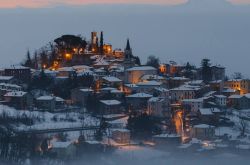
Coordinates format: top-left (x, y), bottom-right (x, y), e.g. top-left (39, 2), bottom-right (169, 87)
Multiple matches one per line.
top-left (65, 53), bottom-right (72, 60)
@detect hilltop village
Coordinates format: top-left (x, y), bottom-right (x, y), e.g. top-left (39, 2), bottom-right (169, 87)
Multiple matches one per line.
top-left (1, 32), bottom-right (250, 163)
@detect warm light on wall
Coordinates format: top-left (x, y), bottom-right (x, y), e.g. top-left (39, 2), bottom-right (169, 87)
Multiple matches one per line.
top-left (73, 48), bottom-right (78, 53)
top-left (103, 44), bottom-right (112, 55)
top-left (65, 53), bottom-right (72, 60)
top-left (159, 64), bottom-right (166, 73)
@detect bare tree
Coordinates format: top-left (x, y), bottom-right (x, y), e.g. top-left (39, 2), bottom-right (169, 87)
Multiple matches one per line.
top-left (237, 118), bottom-right (248, 137)
top-left (146, 55), bottom-right (160, 69)
top-left (231, 72), bottom-right (244, 79)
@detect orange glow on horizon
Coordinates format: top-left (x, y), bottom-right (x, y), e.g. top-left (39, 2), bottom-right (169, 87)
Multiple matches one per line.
top-left (0, 0), bottom-right (249, 8)
top-left (0, 0), bottom-right (189, 8)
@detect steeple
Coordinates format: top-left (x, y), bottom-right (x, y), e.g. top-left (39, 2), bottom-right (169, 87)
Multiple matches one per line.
top-left (124, 39), bottom-right (132, 59)
top-left (125, 39), bottom-right (131, 51)
top-left (123, 38), bottom-right (135, 69)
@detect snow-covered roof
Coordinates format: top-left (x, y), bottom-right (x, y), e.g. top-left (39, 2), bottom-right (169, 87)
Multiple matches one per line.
top-left (126, 93), bottom-right (153, 98)
top-left (101, 87), bottom-right (116, 91)
top-left (124, 84), bottom-right (138, 88)
top-left (90, 55), bottom-right (100, 60)
top-left (236, 144), bottom-right (250, 150)
top-left (112, 128), bottom-right (130, 133)
top-left (182, 84), bottom-right (201, 91)
top-left (228, 95), bottom-right (242, 99)
top-left (80, 88), bottom-right (94, 92)
top-left (137, 81), bottom-right (162, 86)
top-left (148, 97), bottom-right (165, 102)
top-left (140, 74), bottom-right (165, 81)
top-left (153, 134), bottom-right (180, 138)
top-left (211, 108), bottom-right (221, 113)
top-left (171, 86), bottom-right (197, 91)
top-left (154, 87), bottom-right (169, 92)
top-left (94, 68), bottom-right (106, 73)
top-left (102, 76), bottom-right (122, 82)
top-left (52, 141), bottom-right (72, 148)
top-left (211, 65), bottom-right (225, 69)
top-left (227, 79), bottom-right (243, 82)
top-left (182, 99), bottom-right (203, 103)
top-left (126, 66), bottom-right (156, 71)
top-left (108, 116), bottom-right (128, 125)
top-left (77, 70), bottom-right (94, 76)
top-left (36, 96), bottom-right (54, 101)
top-left (222, 88), bottom-right (236, 93)
top-left (193, 124), bottom-right (215, 129)
top-left (214, 95), bottom-right (227, 99)
top-left (199, 108), bottom-right (213, 115)
top-left (109, 65), bottom-right (124, 72)
top-left (58, 67), bottom-right (74, 72)
top-left (5, 65), bottom-right (30, 70)
top-left (72, 65), bottom-right (92, 70)
top-left (171, 77), bottom-right (189, 81)
top-left (111, 89), bottom-right (123, 94)
top-left (4, 91), bottom-right (27, 97)
top-left (187, 80), bottom-right (203, 85)
top-left (229, 93), bottom-right (250, 99)
top-left (44, 69), bottom-right (58, 74)
top-left (0, 83), bottom-right (21, 89)
top-left (0, 76), bottom-right (13, 81)
top-left (55, 97), bottom-right (64, 102)
top-left (244, 93), bottom-right (250, 99)
top-left (203, 91), bottom-right (217, 97)
top-left (103, 114), bottom-right (126, 119)
top-left (210, 80), bottom-right (222, 83)
top-left (85, 141), bottom-right (101, 145)
top-left (94, 59), bottom-right (109, 66)
top-left (100, 100), bottom-right (121, 106)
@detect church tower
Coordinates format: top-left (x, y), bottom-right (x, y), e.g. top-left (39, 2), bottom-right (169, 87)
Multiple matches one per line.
top-left (100, 31), bottom-right (104, 55)
top-left (123, 39), bottom-right (135, 69)
top-left (124, 39), bottom-right (132, 59)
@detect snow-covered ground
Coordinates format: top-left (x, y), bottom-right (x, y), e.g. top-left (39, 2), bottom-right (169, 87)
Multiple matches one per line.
top-left (0, 105), bottom-right (100, 132)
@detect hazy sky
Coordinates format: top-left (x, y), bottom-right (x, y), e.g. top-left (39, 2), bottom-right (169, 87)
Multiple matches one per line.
top-left (0, 0), bottom-right (250, 77)
top-left (0, 0), bottom-right (250, 8)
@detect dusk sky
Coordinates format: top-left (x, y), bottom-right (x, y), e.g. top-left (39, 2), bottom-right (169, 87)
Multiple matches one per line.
top-left (0, 0), bottom-right (250, 8)
top-left (0, 0), bottom-right (250, 77)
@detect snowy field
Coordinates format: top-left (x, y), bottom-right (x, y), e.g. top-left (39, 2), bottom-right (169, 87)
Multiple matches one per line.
top-left (0, 105), bottom-right (100, 132)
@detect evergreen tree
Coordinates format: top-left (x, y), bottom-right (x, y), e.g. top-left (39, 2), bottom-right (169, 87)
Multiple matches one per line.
top-left (33, 51), bottom-right (39, 69)
top-left (40, 50), bottom-right (49, 69)
top-left (134, 56), bottom-right (141, 66)
top-left (127, 113), bottom-right (160, 136)
top-left (24, 50), bottom-right (33, 68)
top-left (29, 69), bottom-right (53, 91)
top-left (41, 139), bottom-right (49, 154)
top-left (49, 43), bottom-right (57, 67)
top-left (183, 62), bottom-right (194, 79)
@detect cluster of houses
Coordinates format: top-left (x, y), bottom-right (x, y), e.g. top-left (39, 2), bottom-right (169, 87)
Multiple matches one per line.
top-left (1, 33), bottom-right (250, 156)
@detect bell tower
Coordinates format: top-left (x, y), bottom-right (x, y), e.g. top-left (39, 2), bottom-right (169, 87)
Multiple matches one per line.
top-left (123, 39), bottom-right (135, 69)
